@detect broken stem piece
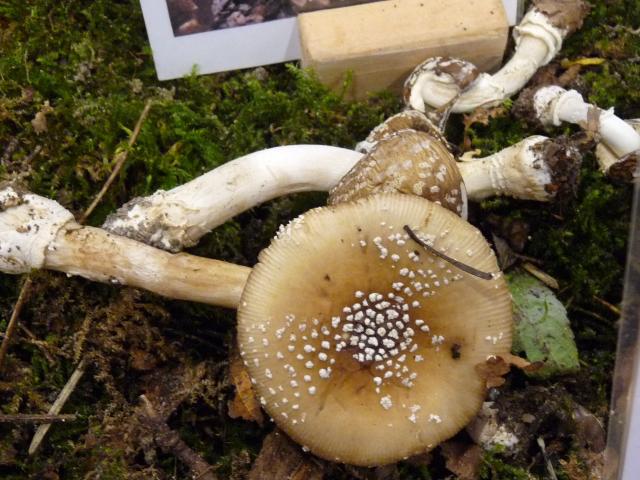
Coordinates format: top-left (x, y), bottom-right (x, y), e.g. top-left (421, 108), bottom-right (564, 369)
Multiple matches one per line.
top-left (457, 136), bottom-right (580, 202)
top-left (533, 87), bottom-right (640, 158)
top-left (516, 86), bottom-right (640, 178)
top-left (404, 0), bottom-right (589, 113)
top-left (0, 185), bottom-right (250, 309)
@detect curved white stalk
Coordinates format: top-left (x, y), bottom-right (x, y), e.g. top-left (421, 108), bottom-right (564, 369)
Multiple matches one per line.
top-left (405, 1), bottom-right (588, 113)
top-left (103, 145), bottom-right (362, 252)
top-left (532, 86), bottom-right (640, 172)
top-left (0, 185), bottom-right (250, 309)
top-left (103, 140), bottom-right (578, 252)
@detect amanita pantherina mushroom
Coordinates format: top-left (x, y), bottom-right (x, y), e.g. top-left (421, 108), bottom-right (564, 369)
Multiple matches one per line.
top-left (404, 0), bottom-right (590, 113)
top-left (0, 184), bottom-right (249, 308)
top-left (103, 135), bottom-right (580, 253)
top-left (514, 85), bottom-right (640, 179)
top-left (238, 193), bottom-right (512, 466)
top-left (329, 129), bottom-right (468, 218)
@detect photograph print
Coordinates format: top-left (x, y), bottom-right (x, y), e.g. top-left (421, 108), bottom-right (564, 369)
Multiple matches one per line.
top-left (166, 0), bottom-right (384, 37)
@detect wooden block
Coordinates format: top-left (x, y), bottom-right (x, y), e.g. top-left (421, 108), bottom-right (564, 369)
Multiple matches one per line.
top-left (298, 0), bottom-right (509, 98)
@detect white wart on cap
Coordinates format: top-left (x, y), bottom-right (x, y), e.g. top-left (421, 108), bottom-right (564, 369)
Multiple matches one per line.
top-left (237, 194), bottom-right (512, 466)
top-left (330, 130), bottom-right (468, 218)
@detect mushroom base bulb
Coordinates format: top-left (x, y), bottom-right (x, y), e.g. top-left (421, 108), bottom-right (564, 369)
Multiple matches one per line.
top-left (237, 194), bottom-right (512, 466)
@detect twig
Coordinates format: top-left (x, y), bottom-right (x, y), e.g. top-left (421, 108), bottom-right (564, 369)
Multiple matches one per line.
top-left (0, 276), bottom-right (33, 372)
top-left (593, 295), bottom-right (622, 316)
top-left (570, 305), bottom-right (612, 325)
top-left (0, 413), bottom-right (77, 424)
top-left (79, 100), bottom-right (152, 223)
top-left (537, 437), bottom-right (559, 480)
top-left (22, 144), bottom-right (42, 165)
top-left (404, 225), bottom-right (496, 280)
top-left (28, 358), bottom-right (87, 455)
top-left (522, 262), bottom-right (559, 290)
top-left (18, 324), bottom-right (57, 365)
top-left (139, 395), bottom-right (217, 480)
top-left (1, 138), bottom-right (19, 165)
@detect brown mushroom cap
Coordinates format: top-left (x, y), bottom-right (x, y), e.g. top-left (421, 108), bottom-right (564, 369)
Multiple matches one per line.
top-left (403, 57), bottom-right (480, 111)
top-left (330, 130), bottom-right (467, 218)
top-left (532, 0), bottom-right (590, 35)
top-left (237, 194), bottom-right (512, 466)
top-left (356, 110), bottom-right (447, 154)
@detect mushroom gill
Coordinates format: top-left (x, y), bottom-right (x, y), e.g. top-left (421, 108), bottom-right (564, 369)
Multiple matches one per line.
top-left (237, 194), bottom-right (512, 466)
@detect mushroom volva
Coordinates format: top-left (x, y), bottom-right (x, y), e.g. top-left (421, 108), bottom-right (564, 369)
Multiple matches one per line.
top-left (237, 194), bottom-right (512, 466)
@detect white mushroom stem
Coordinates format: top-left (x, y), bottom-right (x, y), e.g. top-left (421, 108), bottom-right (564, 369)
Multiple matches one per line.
top-left (103, 145), bottom-right (362, 252)
top-left (407, 8), bottom-right (566, 113)
top-left (105, 140), bottom-right (576, 252)
top-left (533, 86), bottom-right (640, 170)
top-left (0, 185), bottom-right (249, 309)
top-left (457, 136), bottom-right (576, 201)
top-left (596, 119), bottom-right (640, 175)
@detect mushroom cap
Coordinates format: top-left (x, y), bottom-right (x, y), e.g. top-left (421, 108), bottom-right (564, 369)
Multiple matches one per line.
top-left (403, 57), bottom-right (480, 112)
top-left (531, 0), bottom-right (590, 35)
top-left (355, 110), bottom-right (447, 154)
top-left (237, 194), bottom-right (512, 466)
top-left (329, 130), bottom-right (468, 218)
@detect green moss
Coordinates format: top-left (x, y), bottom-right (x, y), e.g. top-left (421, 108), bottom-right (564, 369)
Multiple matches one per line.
top-left (480, 448), bottom-right (533, 480)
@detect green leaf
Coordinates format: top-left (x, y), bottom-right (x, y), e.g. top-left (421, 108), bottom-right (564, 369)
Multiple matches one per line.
top-left (507, 270), bottom-right (580, 378)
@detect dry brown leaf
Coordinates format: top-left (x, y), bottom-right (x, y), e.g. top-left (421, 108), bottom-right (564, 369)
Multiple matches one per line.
top-left (248, 430), bottom-right (324, 480)
top-left (475, 356), bottom-right (510, 388)
top-left (440, 440), bottom-right (482, 480)
top-left (31, 101), bottom-right (53, 134)
top-left (501, 352), bottom-right (544, 373)
top-left (130, 348), bottom-right (158, 372)
top-left (462, 106), bottom-right (508, 150)
top-left (228, 347), bottom-right (264, 425)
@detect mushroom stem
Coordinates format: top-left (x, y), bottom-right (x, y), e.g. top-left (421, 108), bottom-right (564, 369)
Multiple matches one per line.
top-left (405, 1), bottom-right (589, 113)
top-left (103, 145), bottom-right (362, 252)
top-left (102, 140), bottom-right (579, 252)
top-left (46, 226), bottom-right (249, 308)
top-left (530, 86), bottom-right (640, 170)
top-left (0, 185), bottom-right (249, 308)
top-left (596, 119), bottom-right (639, 182)
top-left (457, 136), bottom-right (580, 202)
